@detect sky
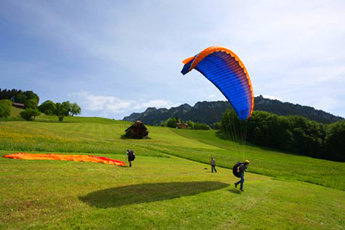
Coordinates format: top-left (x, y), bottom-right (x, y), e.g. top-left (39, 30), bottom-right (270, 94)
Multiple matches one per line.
top-left (1, 0), bottom-right (344, 119)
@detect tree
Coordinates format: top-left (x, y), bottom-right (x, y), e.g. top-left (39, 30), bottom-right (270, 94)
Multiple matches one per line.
top-left (215, 122), bottom-right (221, 130)
top-left (24, 90), bottom-right (39, 104)
top-left (70, 103), bottom-right (81, 116)
top-left (0, 89), bottom-right (19, 100)
top-left (253, 127), bottom-right (265, 145)
top-left (187, 120), bottom-right (195, 129)
top-left (54, 101), bottom-right (71, 122)
top-left (25, 99), bottom-right (38, 109)
top-left (325, 121), bottom-right (345, 161)
top-left (38, 100), bottom-right (56, 115)
top-left (193, 122), bottom-right (211, 130)
top-left (221, 109), bottom-right (241, 138)
top-left (166, 118), bottom-right (178, 128)
top-left (8, 89), bottom-right (39, 104)
top-left (228, 110), bottom-right (327, 159)
top-left (0, 99), bottom-right (12, 118)
top-left (20, 108), bottom-right (40, 121)
top-left (288, 116), bottom-right (325, 157)
top-left (0, 89), bottom-right (40, 105)
top-left (14, 91), bottom-right (27, 103)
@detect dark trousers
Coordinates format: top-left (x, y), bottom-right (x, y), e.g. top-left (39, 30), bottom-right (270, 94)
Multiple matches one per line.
top-left (211, 165), bottom-right (217, 173)
top-left (235, 174), bottom-right (244, 190)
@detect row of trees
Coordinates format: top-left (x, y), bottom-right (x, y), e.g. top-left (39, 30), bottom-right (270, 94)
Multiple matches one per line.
top-left (21, 100), bottom-right (81, 121)
top-left (161, 117), bottom-right (211, 130)
top-left (0, 88), bottom-right (39, 104)
top-left (0, 97), bottom-right (81, 122)
top-left (38, 100), bottom-right (81, 120)
top-left (187, 121), bottom-right (211, 130)
top-left (221, 110), bottom-right (345, 161)
top-left (37, 100), bottom-right (81, 121)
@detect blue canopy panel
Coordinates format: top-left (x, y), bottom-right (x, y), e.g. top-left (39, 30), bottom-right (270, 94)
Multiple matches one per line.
top-left (182, 51), bottom-right (252, 120)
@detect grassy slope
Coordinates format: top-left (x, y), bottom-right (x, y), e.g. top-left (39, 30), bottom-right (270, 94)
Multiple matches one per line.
top-left (0, 121), bottom-right (214, 157)
top-left (3, 107), bottom-right (129, 124)
top-left (1, 151), bottom-right (344, 229)
top-left (171, 129), bottom-right (345, 190)
top-left (0, 118), bottom-right (345, 229)
top-left (0, 107), bottom-right (24, 121)
top-left (10, 107), bottom-right (22, 117)
top-left (0, 120), bottom-right (344, 190)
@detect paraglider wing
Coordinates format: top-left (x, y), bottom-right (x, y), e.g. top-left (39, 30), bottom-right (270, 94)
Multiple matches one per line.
top-left (3, 153), bottom-right (126, 166)
top-left (181, 46), bottom-right (254, 120)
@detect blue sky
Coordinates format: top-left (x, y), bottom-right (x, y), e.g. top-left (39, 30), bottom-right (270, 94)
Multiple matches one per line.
top-left (1, 0), bottom-right (344, 119)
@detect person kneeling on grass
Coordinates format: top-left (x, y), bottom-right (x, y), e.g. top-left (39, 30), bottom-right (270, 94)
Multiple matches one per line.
top-left (234, 160), bottom-right (250, 192)
top-left (210, 157), bottom-right (217, 173)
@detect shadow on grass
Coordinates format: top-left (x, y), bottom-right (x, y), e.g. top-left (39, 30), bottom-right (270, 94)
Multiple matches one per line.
top-left (80, 181), bottom-right (228, 208)
top-left (228, 188), bottom-right (241, 194)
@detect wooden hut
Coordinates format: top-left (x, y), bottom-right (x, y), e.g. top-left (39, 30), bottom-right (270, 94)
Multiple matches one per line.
top-left (124, 121), bottom-right (149, 139)
top-left (12, 102), bottom-right (25, 109)
top-left (176, 123), bottom-right (188, 129)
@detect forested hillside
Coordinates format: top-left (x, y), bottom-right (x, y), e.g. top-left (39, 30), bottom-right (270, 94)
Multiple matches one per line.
top-left (123, 95), bottom-right (343, 125)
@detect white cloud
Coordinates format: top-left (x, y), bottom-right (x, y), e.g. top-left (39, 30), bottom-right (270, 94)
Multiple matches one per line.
top-left (76, 92), bottom-right (133, 113)
top-left (72, 92), bottom-right (177, 118)
top-left (262, 95), bottom-right (282, 101)
top-left (133, 100), bottom-right (178, 110)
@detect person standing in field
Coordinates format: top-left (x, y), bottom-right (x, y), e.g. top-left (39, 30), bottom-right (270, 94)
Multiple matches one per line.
top-left (234, 160), bottom-right (249, 191)
top-left (211, 157), bottom-right (217, 173)
top-left (126, 149), bottom-right (135, 167)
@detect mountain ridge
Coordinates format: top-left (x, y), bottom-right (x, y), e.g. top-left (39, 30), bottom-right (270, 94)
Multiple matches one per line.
top-left (123, 95), bottom-right (343, 125)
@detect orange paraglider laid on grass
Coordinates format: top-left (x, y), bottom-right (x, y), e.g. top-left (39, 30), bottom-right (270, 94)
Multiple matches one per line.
top-left (3, 153), bottom-right (126, 166)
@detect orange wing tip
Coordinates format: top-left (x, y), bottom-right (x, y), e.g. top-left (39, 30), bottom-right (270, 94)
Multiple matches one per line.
top-left (182, 56), bottom-right (195, 64)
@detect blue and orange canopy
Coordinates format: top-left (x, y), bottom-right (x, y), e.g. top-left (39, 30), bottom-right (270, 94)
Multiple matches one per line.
top-left (181, 46), bottom-right (254, 120)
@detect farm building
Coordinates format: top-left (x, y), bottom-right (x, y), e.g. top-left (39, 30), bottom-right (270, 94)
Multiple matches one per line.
top-left (12, 102), bottom-right (25, 109)
top-left (124, 121), bottom-right (149, 139)
top-left (176, 123), bottom-right (188, 129)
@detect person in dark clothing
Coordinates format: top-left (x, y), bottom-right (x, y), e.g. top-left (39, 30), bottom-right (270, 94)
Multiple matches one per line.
top-left (126, 149), bottom-right (135, 167)
top-left (210, 157), bottom-right (217, 173)
top-left (234, 160), bottom-right (249, 191)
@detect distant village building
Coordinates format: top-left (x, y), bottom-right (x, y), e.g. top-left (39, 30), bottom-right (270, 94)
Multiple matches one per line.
top-left (176, 123), bottom-right (188, 129)
top-left (124, 121), bottom-right (149, 139)
top-left (12, 102), bottom-right (25, 109)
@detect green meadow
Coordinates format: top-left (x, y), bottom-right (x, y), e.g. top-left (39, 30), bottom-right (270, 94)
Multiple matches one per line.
top-left (1, 112), bottom-right (344, 229)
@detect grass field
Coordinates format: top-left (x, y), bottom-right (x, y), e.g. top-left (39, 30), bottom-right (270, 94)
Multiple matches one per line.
top-left (1, 119), bottom-right (344, 191)
top-left (1, 113), bottom-right (344, 229)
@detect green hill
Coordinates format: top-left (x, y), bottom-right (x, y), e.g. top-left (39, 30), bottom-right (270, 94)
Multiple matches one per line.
top-left (8, 106), bottom-right (129, 124)
top-left (0, 117), bottom-right (344, 229)
top-left (10, 106), bottom-right (23, 117)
